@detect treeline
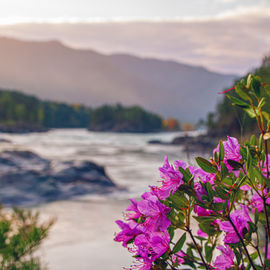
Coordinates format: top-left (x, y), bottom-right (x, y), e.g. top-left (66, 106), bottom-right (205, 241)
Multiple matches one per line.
top-left (0, 89), bottom-right (163, 132)
top-left (207, 55), bottom-right (270, 137)
top-left (0, 90), bottom-right (91, 128)
top-left (89, 104), bottom-right (163, 132)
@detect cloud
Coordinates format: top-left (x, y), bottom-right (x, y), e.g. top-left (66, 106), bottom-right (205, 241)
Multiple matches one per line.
top-left (218, 0), bottom-right (238, 3)
top-left (0, 10), bottom-right (269, 74)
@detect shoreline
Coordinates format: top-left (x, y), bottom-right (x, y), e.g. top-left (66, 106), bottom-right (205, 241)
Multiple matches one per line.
top-left (37, 198), bottom-right (133, 270)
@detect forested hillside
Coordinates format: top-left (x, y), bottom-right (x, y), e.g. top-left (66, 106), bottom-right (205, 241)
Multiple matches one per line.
top-left (208, 56), bottom-right (270, 137)
top-left (0, 37), bottom-right (235, 123)
top-left (89, 104), bottom-right (163, 132)
top-left (0, 89), bottom-right (163, 132)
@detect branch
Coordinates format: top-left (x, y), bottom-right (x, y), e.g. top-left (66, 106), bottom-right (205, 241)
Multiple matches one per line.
top-left (227, 216), bottom-right (256, 270)
top-left (185, 226), bottom-right (211, 270)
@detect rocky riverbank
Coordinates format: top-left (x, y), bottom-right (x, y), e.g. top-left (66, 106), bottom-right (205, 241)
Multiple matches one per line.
top-left (0, 150), bottom-right (117, 206)
top-left (149, 133), bottom-right (219, 154)
top-left (0, 124), bottom-right (49, 133)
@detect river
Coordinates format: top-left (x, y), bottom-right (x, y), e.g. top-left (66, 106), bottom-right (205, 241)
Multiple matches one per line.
top-left (0, 129), bottom-right (206, 270)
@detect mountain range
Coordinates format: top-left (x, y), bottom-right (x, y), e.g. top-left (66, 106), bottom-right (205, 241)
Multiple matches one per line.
top-left (0, 37), bottom-right (236, 122)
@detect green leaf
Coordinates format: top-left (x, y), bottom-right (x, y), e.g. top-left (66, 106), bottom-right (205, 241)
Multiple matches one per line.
top-left (198, 221), bottom-right (216, 236)
top-left (251, 76), bottom-right (261, 97)
top-left (167, 227), bottom-right (174, 241)
top-left (235, 85), bottom-right (250, 101)
top-left (264, 84), bottom-right (270, 96)
top-left (227, 95), bottom-right (249, 108)
top-left (218, 140), bottom-right (224, 163)
top-left (167, 210), bottom-right (185, 228)
top-left (172, 257), bottom-right (179, 268)
top-left (215, 186), bottom-right (227, 199)
top-left (204, 243), bottom-right (212, 263)
top-left (169, 191), bottom-right (189, 209)
top-left (265, 259), bottom-right (270, 267)
top-left (223, 198), bottom-right (229, 213)
top-left (247, 147), bottom-right (251, 170)
top-left (227, 159), bottom-right (242, 170)
top-left (193, 216), bottom-right (217, 223)
top-left (262, 111), bottom-right (270, 122)
top-left (220, 162), bottom-right (228, 179)
top-left (259, 134), bottom-right (263, 152)
top-left (172, 233), bottom-right (186, 254)
top-left (214, 151), bottom-right (219, 163)
top-left (178, 184), bottom-right (196, 197)
top-left (178, 167), bottom-right (191, 182)
top-left (243, 251), bottom-right (258, 263)
top-left (212, 202), bottom-right (224, 212)
top-left (250, 134), bottom-right (257, 146)
top-left (246, 74), bottom-right (253, 89)
top-left (239, 146), bottom-right (247, 160)
top-left (253, 168), bottom-right (266, 186)
top-left (195, 236), bottom-right (207, 241)
top-left (235, 249), bottom-right (241, 265)
top-left (244, 107), bottom-right (257, 118)
top-left (195, 157), bottom-right (217, 173)
top-left (206, 182), bottom-right (214, 201)
top-left (237, 175), bottom-right (247, 190)
top-left (258, 97), bottom-right (266, 109)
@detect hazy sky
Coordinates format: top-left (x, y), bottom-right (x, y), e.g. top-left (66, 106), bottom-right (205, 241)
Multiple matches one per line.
top-left (0, 0), bottom-right (269, 74)
top-left (0, 0), bottom-right (268, 22)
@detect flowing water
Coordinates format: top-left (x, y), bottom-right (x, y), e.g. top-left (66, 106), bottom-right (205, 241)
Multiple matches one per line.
top-left (0, 129), bottom-right (206, 270)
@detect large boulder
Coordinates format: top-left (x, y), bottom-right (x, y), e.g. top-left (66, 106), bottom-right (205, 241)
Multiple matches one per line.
top-left (0, 150), bottom-right (116, 206)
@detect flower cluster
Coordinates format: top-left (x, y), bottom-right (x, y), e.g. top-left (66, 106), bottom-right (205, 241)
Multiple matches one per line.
top-left (115, 191), bottom-right (171, 269)
top-left (115, 74), bottom-right (270, 270)
top-left (115, 134), bottom-right (270, 270)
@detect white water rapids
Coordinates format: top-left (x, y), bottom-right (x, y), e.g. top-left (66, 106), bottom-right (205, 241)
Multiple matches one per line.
top-left (0, 129), bottom-right (206, 270)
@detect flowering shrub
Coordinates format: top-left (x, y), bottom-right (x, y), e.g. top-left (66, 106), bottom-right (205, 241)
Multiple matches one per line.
top-left (0, 207), bottom-right (54, 269)
top-left (114, 74), bottom-right (270, 269)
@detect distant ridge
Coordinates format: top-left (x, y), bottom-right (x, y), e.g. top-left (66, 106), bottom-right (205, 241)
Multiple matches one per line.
top-left (0, 37), bottom-right (236, 122)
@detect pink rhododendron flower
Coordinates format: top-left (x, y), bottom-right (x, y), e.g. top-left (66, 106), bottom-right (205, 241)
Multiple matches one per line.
top-left (133, 231), bottom-right (170, 269)
top-left (122, 191), bottom-right (171, 232)
top-left (126, 198), bottom-right (141, 220)
top-left (156, 156), bottom-right (185, 199)
top-left (137, 192), bottom-right (171, 232)
top-left (189, 166), bottom-right (216, 185)
top-left (172, 250), bottom-right (185, 265)
top-left (194, 205), bottom-right (213, 217)
top-left (150, 231), bottom-right (170, 258)
top-left (214, 136), bottom-right (242, 172)
top-left (129, 256), bottom-right (152, 270)
top-left (197, 229), bottom-right (208, 238)
top-left (240, 185), bottom-right (251, 191)
top-left (114, 220), bottom-right (142, 247)
top-left (213, 197), bottom-right (224, 203)
top-left (133, 234), bottom-right (151, 260)
top-left (214, 245), bottom-right (234, 270)
top-left (250, 189), bottom-right (270, 213)
top-left (194, 182), bottom-right (207, 201)
top-left (174, 160), bottom-right (187, 170)
top-left (218, 205), bottom-right (251, 243)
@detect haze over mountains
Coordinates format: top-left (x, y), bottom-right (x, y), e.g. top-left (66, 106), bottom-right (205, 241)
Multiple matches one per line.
top-left (0, 37), bottom-right (236, 122)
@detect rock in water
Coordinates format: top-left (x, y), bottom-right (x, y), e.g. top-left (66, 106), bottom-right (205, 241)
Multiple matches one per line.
top-left (0, 150), bottom-right (116, 206)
